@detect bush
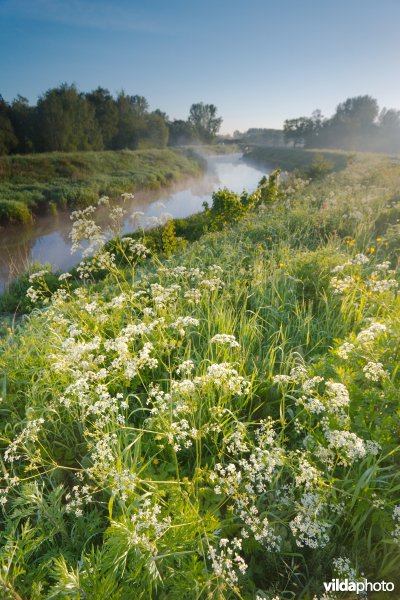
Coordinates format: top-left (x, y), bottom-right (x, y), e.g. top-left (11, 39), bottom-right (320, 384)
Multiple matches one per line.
top-left (0, 199), bottom-right (33, 225)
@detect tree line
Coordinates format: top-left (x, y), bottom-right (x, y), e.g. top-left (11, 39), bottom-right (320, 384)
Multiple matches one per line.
top-left (0, 84), bottom-right (222, 155)
top-left (232, 128), bottom-right (286, 146)
top-left (284, 95), bottom-right (400, 153)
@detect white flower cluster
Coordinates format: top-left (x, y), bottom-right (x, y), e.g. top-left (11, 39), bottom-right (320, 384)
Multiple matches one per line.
top-left (325, 381), bottom-right (351, 411)
top-left (363, 361), bottom-right (388, 381)
top-left (200, 277), bottom-right (225, 291)
top-left (175, 360), bottom-right (195, 376)
top-left (171, 316), bottom-right (200, 336)
top-left (89, 433), bottom-right (117, 473)
top-left (150, 283), bottom-right (181, 308)
top-left (272, 364), bottom-right (308, 385)
top-left (210, 334), bottom-right (240, 349)
top-left (195, 363), bottom-right (251, 396)
top-left (124, 342), bottom-right (158, 379)
top-left (4, 418), bottom-right (45, 463)
top-left (58, 272), bottom-right (72, 281)
top-left (184, 288), bottom-right (201, 304)
top-left (167, 419), bottom-right (198, 451)
top-left (208, 538), bottom-right (247, 588)
top-left (330, 275), bottom-right (356, 295)
top-left (111, 469), bottom-right (138, 500)
top-left (336, 341), bottom-right (355, 360)
top-left (392, 505), bottom-right (400, 542)
top-left (210, 422), bottom-right (282, 549)
top-left (29, 269), bottom-right (49, 282)
top-left (295, 458), bottom-right (321, 489)
top-left (65, 484), bottom-right (93, 517)
top-left (120, 238), bottom-right (150, 259)
top-left (332, 556), bottom-right (358, 581)
top-left (289, 493), bottom-right (330, 549)
top-left (127, 500), bottom-right (172, 554)
top-left (375, 261), bottom-right (391, 271)
top-left (225, 425), bottom-right (249, 455)
top-left (238, 500), bottom-right (281, 550)
top-left (356, 321), bottom-right (387, 343)
top-left (70, 205), bottom-right (105, 256)
top-left (366, 277), bottom-right (398, 293)
top-left (352, 253), bottom-right (369, 265)
top-left (296, 377), bottom-right (350, 417)
top-left (324, 429), bottom-right (381, 465)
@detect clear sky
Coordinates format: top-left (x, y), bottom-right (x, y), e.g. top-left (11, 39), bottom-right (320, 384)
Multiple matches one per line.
top-left (1, 0), bottom-right (400, 133)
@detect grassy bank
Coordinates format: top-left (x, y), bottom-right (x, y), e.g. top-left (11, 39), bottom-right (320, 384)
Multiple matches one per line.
top-left (243, 146), bottom-right (352, 176)
top-left (0, 148), bottom-right (204, 225)
top-left (0, 153), bottom-right (400, 598)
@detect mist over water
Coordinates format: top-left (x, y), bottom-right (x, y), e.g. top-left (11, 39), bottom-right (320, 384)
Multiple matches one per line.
top-left (0, 154), bottom-right (266, 292)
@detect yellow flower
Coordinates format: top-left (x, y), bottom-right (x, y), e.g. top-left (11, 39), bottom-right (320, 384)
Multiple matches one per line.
top-left (376, 237), bottom-right (383, 242)
top-left (153, 458), bottom-right (159, 465)
top-left (369, 247), bottom-right (376, 253)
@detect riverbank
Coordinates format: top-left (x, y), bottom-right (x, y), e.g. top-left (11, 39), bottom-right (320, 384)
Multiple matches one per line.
top-left (243, 145), bottom-right (351, 176)
top-left (0, 154), bottom-right (265, 295)
top-left (1, 151), bottom-right (399, 597)
top-left (0, 147), bottom-right (205, 225)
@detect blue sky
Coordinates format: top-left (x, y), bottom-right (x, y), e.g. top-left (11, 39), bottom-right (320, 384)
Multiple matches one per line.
top-left (1, 0), bottom-right (400, 133)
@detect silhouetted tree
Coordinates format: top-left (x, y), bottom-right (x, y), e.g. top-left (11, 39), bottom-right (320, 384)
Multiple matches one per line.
top-left (36, 84), bottom-right (102, 151)
top-left (86, 87), bottom-right (118, 148)
top-left (188, 102), bottom-right (222, 142)
top-left (8, 95), bottom-right (36, 153)
top-left (168, 120), bottom-right (196, 146)
top-left (0, 95), bottom-right (17, 155)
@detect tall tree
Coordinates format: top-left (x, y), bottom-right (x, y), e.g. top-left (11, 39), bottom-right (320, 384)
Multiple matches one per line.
top-left (143, 112), bottom-right (169, 148)
top-left (283, 117), bottom-right (314, 147)
top-left (168, 120), bottom-right (196, 146)
top-left (111, 92), bottom-right (149, 150)
top-left (377, 108), bottom-right (400, 153)
top-left (36, 84), bottom-right (103, 152)
top-left (9, 95), bottom-right (36, 153)
top-left (332, 95), bottom-right (379, 127)
top-left (0, 95), bottom-right (17, 155)
top-left (86, 87), bottom-right (118, 149)
top-left (188, 102), bottom-right (222, 142)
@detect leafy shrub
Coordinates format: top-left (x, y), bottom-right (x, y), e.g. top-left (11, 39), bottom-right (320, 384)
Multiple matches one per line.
top-left (0, 199), bottom-right (32, 224)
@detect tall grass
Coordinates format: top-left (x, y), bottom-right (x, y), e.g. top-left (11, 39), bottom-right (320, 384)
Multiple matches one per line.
top-left (0, 148), bottom-right (204, 225)
top-left (0, 154), bottom-right (399, 598)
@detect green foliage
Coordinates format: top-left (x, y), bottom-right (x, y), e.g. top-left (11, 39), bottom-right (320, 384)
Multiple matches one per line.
top-left (305, 154), bottom-right (335, 179)
top-left (204, 170), bottom-right (282, 230)
top-left (284, 94), bottom-right (400, 153)
top-left (0, 96), bottom-right (18, 156)
top-left (0, 263), bottom-right (62, 314)
top-left (0, 199), bottom-right (32, 225)
top-left (1, 153), bottom-right (400, 598)
top-left (188, 102), bottom-right (222, 143)
top-left (161, 220), bottom-right (180, 256)
top-left (204, 187), bottom-right (246, 230)
top-left (36, 83), bottom-right (103, 152)
top-left (0, 148), bottom-right (204, 224)
top-left (244, 146), bottom-right (349, 174)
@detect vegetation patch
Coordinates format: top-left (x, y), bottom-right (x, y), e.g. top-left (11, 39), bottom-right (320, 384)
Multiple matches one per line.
top-left (0, 148), bottom-right (204, 224)
top-left (243, 146), bottom-right (350, 177)
top-left (0, 154), bottom-right (400, 598)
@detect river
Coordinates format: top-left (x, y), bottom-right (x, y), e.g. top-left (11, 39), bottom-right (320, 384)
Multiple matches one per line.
top-left (0, 153), bottom-right (267, 291)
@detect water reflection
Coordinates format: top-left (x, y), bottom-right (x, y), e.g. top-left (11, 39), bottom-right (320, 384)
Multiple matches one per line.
top-left (0, 154), bottom-right (266, 291)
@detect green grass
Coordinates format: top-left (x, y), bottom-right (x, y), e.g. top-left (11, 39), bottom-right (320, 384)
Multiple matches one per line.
top-left (243, 146), bottom-right (352, 175)
top-left (0, 153), bottom-right (400, 598)
top-left (0, 148), bottom-right (204, 225)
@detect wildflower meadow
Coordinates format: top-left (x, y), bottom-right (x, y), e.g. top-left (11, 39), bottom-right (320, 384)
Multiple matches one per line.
top-left (0, 152), bottom-right (399, 599)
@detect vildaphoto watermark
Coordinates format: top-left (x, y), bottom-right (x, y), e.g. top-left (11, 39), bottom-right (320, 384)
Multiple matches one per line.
top-left (323, 578), bottom-right (395, 594)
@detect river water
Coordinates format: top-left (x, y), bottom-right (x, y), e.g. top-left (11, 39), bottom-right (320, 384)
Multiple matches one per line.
top-left (0, 153), bottom-right (267, 291)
